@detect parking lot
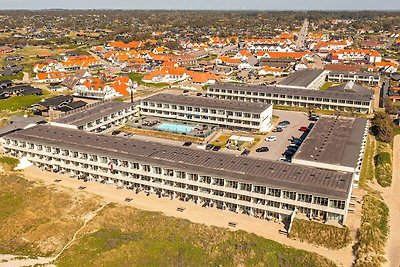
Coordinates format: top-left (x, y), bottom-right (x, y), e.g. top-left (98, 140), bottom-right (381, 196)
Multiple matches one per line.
top-left (250, 110), bottom-right (312, 161)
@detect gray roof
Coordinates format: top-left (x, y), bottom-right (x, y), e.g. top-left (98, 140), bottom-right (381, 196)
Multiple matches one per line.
top-left (54, 101), bottom-right (134, 127)
top-left (7, 125), bottom-right (353, 200)
top-left (143, 93), bottom-right (271, 113)
top-left (293, 116), bottom-right (367, 168)
top-left (209, 83), bottom-right (373, 102)
top-left (0, 116), bottom-right (46, 137)
top-left (278, 69), bottom-right (325, 87)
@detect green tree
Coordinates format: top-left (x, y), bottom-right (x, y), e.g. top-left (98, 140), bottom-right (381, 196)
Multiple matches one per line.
top-left (371, 112), bottom-right (394, 143)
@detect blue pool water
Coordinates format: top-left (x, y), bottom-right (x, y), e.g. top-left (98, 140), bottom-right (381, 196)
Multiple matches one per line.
top-left (156, 123), bottom-right (194, 134)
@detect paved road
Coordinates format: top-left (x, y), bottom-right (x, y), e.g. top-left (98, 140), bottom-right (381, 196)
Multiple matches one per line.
top-left (296, 19), bottom-right (309, 51)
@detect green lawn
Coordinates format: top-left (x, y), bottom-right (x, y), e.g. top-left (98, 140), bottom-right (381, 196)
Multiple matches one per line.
top-left (0, 72), bottom-right (23, 81)
top-left (319, 82), bottom-right (335, 91)
top-left (56, 205), bottom-right (336, 267)
top-left (128, 72), bottom-right (169, 88)
top-left (0, 95), bottom-right (42, 111)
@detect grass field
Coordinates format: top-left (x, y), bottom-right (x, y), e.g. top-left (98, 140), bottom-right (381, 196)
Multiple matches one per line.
top-left (0, 170), bottom-right (336, 266)
top-left (319, 82), bottom-right (335, 91)
top-left (0, 72), bottom-right (24, 81)
top-left (57, 205), bottom-right (336, 267)
top-left (0, 174), bottom-right (102, 257)
top-left (0, 95), bottom-right (42, 111)
top-left (289, 219), bottom-right (351, 249)
top-left (353, 193), bottom-right (389, 267)
top-left (359, 136), bottom-right (375, 188)
top-left (128, 72), bottom-right (169, 88)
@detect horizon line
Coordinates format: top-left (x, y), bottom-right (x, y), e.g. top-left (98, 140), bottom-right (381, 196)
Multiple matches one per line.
top-left (0, 8), bottom-right (400, 12)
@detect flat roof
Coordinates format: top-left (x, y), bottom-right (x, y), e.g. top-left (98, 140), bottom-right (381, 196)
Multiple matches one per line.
top-left (143, 93), bottom-right (271, 113)
top-left (209, 83), bottom-right (373, 102)
top-left (278, 69), bottom-right (325, 88)
top-left (54, 101), bottom-right (134, 127)
top-left (7, 125), bottom-right (353, 200)
top-left (293, 116), bottom-right (367, 168)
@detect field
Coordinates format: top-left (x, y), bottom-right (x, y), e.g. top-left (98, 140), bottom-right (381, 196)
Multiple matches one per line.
top-left (0, 166), bottom-right (336, 266)
top-left (57, 204), bottom-right (336, 267)
top-left (0, 174), bottom-right (102, 257)
top-left (0, 95), bottom-right (42, 111)
top-left (289, 219), bottom-right (351, 249)
top-left (319, 82), bottom-right (336, 91)
top-left (0, 72), bottom-right (24, 81)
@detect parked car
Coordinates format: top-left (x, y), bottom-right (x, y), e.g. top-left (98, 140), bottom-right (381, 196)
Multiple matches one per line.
top-left (212, 145), bottom-right (221, 151)
top-left (111, 130), bottom-right (121, 136)
top-left (241, 149), bottom-right (250, 156)
top-left (278, 120), bottom-right (290, 126)
top-left (256, 147), bottom-right (269, 153)
top-left (183, 89), bottom-right (190, 94)
top-left (299, 126), bottom-right (310, 132)
top-left (309, 115), bottom-right (320, 121)
top-left (183, 142), bottom-right (192, 147)
top-left (272, 127), bottom-right (283, 133)
top-left (282, 150), bottom-right (295, 157)
top-left (266, 136), bottom-right (277, 142)
top-left (205, 144), bottom-right (214, 150)
top-left (196, 92), bottom-right (202, 96)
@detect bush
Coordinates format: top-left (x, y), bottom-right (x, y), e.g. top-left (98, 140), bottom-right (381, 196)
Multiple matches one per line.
top-left (288, 219), bottom-right (351, 249)
top-left (375, 152), bottom-right (392, 187)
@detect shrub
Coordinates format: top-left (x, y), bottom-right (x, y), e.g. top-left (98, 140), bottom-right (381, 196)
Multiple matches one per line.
top-left (288, 219), bottom-right (351, 249)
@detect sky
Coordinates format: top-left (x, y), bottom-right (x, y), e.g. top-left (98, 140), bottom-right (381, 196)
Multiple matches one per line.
top-left (1, 0), bottom-right (399, 10)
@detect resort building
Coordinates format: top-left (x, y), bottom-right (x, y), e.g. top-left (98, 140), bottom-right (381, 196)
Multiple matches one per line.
top-left (50, 101), bottom-right (137, 132)
top-left (207, 83), bottom-right (374, 113)
top-left (3, 125), bottom-right (354, 224)
top-left (327, 71), bottom-right (381, 85)
top-left (292, 116), bottom-right (369, 188)
top-left (140, 93), bottom-right (273, 132)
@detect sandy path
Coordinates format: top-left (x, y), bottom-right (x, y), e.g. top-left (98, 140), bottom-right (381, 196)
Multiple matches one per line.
top-left (18, 166), bottom-right (354, 267)
top-left (383, 135), bottom-right (400, 267)
top-left (0, 201), bottom-right (108, 267)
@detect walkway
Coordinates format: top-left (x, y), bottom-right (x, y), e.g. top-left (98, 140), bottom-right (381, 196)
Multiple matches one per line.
top-left (383, 135), bottom-right (400, 267)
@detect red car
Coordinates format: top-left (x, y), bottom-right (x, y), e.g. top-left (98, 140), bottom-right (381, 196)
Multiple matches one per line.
top-left (299, 126), bottom-right (309, 132)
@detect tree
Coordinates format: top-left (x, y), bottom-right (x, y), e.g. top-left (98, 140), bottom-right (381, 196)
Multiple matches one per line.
top-left (371, 112), bottom-right (394, 143)
top-left (384, 99), bottom-right (399, 115)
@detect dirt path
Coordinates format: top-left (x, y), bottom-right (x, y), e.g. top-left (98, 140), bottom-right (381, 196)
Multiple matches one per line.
top-left (383, 135), bottom-right (400, 267)
top-left (18, 166), bottom-right (354, 267)
top-left (0, 202), bottom-right (108, 267)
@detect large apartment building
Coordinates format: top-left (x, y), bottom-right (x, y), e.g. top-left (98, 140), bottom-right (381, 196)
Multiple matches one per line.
top-left (327, 71), bottom-right (381, 85)
top-left (207, 83), bottom-right (374, 113)
top-left (50, 101), bottom-right (137, 132)
top-left (3, 125), bottom-right (353, 224)
top-left (140, 93), bottom-right (273, 132)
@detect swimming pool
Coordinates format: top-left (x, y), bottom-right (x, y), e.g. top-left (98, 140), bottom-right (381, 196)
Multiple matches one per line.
top-left (156, 123), bottom-right (194, 134)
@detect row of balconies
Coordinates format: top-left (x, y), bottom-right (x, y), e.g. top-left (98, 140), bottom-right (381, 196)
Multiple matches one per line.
top-left (29, 155), bottom-right (346, 217)
top-left (4, 143), bottom-right (347, 215)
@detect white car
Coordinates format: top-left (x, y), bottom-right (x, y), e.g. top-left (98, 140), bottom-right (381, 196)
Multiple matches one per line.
top-left (266, 136), bottom-right (277, 142)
